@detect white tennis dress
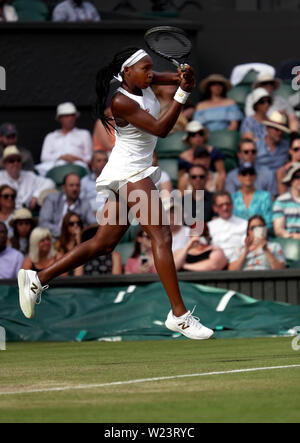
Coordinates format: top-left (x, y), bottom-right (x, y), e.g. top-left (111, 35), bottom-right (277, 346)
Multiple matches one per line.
top-left (96, 86), bottom-right (161, 194)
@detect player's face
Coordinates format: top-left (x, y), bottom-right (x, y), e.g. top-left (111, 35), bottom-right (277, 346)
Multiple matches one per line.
top-left (128, 56), bottom-right (154, 89)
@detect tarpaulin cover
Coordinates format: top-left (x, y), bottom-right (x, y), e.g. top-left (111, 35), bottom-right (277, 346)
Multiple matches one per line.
top-left (1, 282), bottom-right (300, 341)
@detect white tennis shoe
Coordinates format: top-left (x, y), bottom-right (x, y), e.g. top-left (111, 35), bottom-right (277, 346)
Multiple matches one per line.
top-left (165, 308), bottom-right (214, 340)
top-left (18, 269), bottom-right (49, 319)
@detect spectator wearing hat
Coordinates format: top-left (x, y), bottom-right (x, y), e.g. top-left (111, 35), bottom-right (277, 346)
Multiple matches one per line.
top-left (0, 185), bottom-right (16, 238)
top-left (0, 122), bottom-right (34, 171)
top-left (0, 146), bottom-right (55, 211)
top-left (240, 88), bottom-right (272, 141)
top-left (0, 222), bottom-right (24, 279)
top-left (192, 74), bottom-right (244, 132)
top-left (52, 0), bottom-right (101, 22)
top-left (245, 73), bottom-right (299, 132)
top-left (226, 138), bottom-right (277, 197)
top-left (179, 120), bottom-right (226, 193)
top-left (39, 172), bottom-right (96, 240)
top-left (255, 111), bottom-right (290, 172)
top-left (9, 208), bottom-right (36, 255)
top-left (208, 191), bottom-right (248, 261)
top-left (36, 102), bottom-right (93, 176)
top-left (0, 0), bottom-right (18, 22)
top-left (231, 163), bottom-right (273, 230)
top-left (273, 163), bottom-right (300, 239)
top-left (277, 134), bottom-right (300, 195)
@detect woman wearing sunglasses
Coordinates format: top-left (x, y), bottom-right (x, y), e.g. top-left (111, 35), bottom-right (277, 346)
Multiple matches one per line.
top-left (231, 163), bottom-right (273, 231)
top-left (277, 134), bottom-right (300, 195)
top-left (228, 215), bottom-right (285, 271)
top-left (240, 88), bottom-right (272, 141)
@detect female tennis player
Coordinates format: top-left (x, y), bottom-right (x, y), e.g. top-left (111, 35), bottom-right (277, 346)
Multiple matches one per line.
top-left (18, 47), bottom-right (213, 340)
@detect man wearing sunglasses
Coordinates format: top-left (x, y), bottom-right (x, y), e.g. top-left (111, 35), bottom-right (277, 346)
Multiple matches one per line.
top-left (0, 146), bottom-right (55, 211)
top-left (226, 138), bottom-right (277, 196)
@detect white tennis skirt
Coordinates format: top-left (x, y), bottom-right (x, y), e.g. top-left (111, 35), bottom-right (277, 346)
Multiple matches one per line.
top-left (96, 165), bottom-right (161, 194)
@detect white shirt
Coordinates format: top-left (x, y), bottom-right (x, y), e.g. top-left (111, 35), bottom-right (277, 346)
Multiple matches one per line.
top-left (208, 215), bottom-right (248, 260)
top-left (40, 127), bottom-right (93, 164)
top-left (172, 226), bottom-right (191, 252)
top-left (0, 5), bottom-right (18, 22)
top-left (0, 170), bottom-right (55, 209)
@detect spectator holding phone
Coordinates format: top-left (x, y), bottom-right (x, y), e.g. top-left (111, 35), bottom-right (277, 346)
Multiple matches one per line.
top-left (125, 229), bottom-right (156, 274)
top-left (228, 215), bottom-right (285, 271)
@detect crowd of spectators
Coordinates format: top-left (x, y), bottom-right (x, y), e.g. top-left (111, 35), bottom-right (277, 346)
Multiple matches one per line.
top-left (1, 63), bottom-right (300, 279)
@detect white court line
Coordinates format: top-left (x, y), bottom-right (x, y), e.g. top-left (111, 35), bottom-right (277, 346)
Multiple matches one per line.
top-left (0, 364), bottom-right (300, 397)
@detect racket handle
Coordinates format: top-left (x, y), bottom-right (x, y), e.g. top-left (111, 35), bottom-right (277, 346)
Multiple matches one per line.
top-left (171, 59), bottom-right (187, 72)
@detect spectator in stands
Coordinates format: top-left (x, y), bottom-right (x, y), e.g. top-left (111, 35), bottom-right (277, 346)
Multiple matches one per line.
top-left (173, 223), bottom-right (227, 272)
top-left (229, 215), bottom-right (285, 271)
top-left (52, 0), bottom-right (101, 22)
top-left (240, 88), bottom-right (272, 141)
top-left (22, 227), bottom-right (58, 272)
top-left (167, 198), bottom-right (190, 253)
top-left (179, 120), bottom-right (226, 193)
top-left (182, 165), bottom-right (216, 224)
top-left (273, 163), bottom-right (300, 239)
top-left (0, 146), bottom-right (55, 211)
top-left (80, 150), bottom-right (108, 214)
top-left (55, 212), bottom-right (84, 276)
top-left (245, 73), bottom-right (299, 132)
top-left (0, 222), bottom-right (23, 279)
top-left (0, 185), bottom-right (16, 237)
top-left (0, 0), bottom-right (18, 21)
top-left (277, 133), bottom-right (300, 195)
top-left (0, 122), bottom-right (34, 171)
top-left (193, 74), bottom-right (243, 132)
top-left (39, 172), bottom-right (96, 240)
top-left (125, 229), bottom-right (156, 274)
top-left (9, 208), bottom-right (35, 256)
top-left (36, 102), bottom-right (93, 176)
top-left (231, 163), bottom-right (273, 230)
top-left (79, 224), bottom-right (122, 276)
top-left (226, 138), bottom-right (277, 197)
top-left (208, 191), bottom-right (248, 261)
top-left (255, 111), bottom-right (290, 172)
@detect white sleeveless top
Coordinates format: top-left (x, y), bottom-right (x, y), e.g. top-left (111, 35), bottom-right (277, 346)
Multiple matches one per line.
top-left (96, 87), bottom-right (161, 194)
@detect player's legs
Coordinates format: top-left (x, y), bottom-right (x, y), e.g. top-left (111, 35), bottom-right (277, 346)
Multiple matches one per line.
top-left (38, 193), bottom-right (129, 285)
top-left (126, 177), bottom-right (187, 317)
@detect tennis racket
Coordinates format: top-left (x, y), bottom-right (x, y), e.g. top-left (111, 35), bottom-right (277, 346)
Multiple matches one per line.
top-left (144, 26), bottom-right (192, 71)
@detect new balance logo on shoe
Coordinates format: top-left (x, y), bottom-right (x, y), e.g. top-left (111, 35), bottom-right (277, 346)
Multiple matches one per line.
top-left (178, 322), bottom-right (190, 330)
top-left (30, 283), bottom-right (39, 295)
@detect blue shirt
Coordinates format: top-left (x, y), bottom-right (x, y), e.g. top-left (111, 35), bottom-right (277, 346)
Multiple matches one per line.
top-left (255, 137), bottom-right (289, 171)
top-left (52, 0), bottom-right (101, 22)
top-left (240, 116), bottom-right (267, 140)
top-left (225, 164), bottom-right (278, 196)
top-left (192, 104), bottom-right (244, 132)
top-left (0, 247), bottom-right (24, 279)
top-left (232, 189), bottom-right (273, 229)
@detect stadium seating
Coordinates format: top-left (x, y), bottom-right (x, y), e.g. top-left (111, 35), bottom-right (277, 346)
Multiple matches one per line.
top-left (238, 69), bottom-right (259, 85)
top-left (46, 164), bottom-right (88, 189)
top-left (224, 157), bottom-right (238, 173)
top-left (275, 81), bottom-right (295, 100)
top-left (115, 242), bottom-right (134, 266)
top-left (13, 0), bottom-right (49, 21)
top-left (269, 237), bottom-right (300, 268)
top-left (157, 157), bottom-right (179, 189)
top-left (207, 130), bottom-right (240, 160)
top-left (228, 84), bottom-right (251, 111)
top-left (156, 131), bottom-right (186, 158)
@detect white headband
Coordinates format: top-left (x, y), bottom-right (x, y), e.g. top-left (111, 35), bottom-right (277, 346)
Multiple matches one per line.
top-left (114, 49), bottom-right (149, 82)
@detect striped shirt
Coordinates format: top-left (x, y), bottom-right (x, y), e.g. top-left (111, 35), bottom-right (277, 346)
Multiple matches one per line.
top-left (272, 191), bottom-right (300, 233)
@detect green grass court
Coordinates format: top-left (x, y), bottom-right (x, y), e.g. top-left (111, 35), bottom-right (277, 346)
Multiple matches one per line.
top-left (0, 337), bottom-right (300, 423)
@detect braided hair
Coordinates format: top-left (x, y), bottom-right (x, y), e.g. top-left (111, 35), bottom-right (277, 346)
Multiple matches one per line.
top-left (94, 46), bottom-right (141, 133)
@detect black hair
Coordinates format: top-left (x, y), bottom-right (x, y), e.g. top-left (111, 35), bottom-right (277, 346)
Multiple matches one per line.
top-left (289, 132), bottom-right (300, 148)
top-left (94, 46), bottom-right (141, 133)
top-left (247, 215), bottom-right (266, 236)
top-left (193, 146), bottom-right (210, 160)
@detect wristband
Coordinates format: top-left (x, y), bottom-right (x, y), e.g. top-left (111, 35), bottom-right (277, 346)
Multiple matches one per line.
top-left (174, 87), bottom-right (191, 105)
